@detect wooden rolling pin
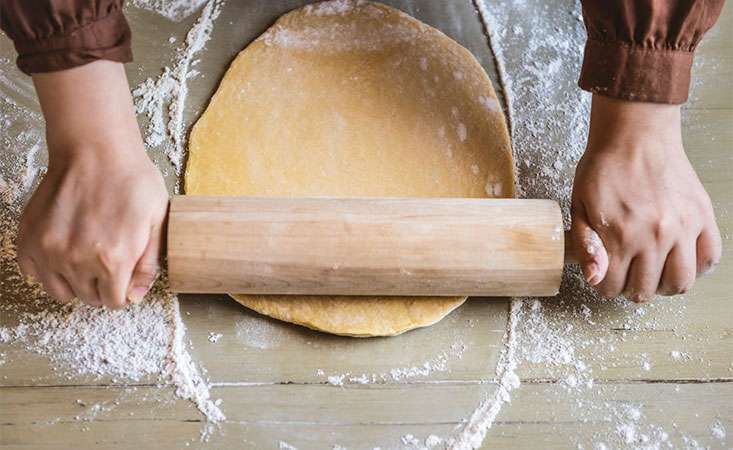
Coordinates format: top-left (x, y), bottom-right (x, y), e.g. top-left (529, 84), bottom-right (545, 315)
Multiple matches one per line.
top-left (167, 196), bottom-right (574, 297)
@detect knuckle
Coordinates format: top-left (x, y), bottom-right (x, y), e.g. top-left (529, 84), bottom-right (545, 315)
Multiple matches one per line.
top-left (96, 246), bottom-right (128, 273)
top-left (651, 218), bottom-right (674, 243)
top-left (39, 233), bottom-right (65, 255)
top-left (67, 248), bottom-right (87, 267)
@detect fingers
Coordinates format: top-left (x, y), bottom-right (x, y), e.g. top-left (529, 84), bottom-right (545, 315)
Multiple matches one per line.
top-left (94, 246), bottom-right (135, 310)
top-left (696, 225), bottom-right (722, 276)
top-left (571, 201), bottom-right (609, 286)
top-left (17, 255), bottom-right (40, 284)
top-left (127, 224), bottom-right (163, 304)
top-left (595, 251), bottom-right (633, 299)
top-left (624, 253), bottom-right (664, 303)
top-left (45, 273), bottom-right (77, 304)
top-left (18, 254), bottom-right (76, 303)
top-left (97, 267), bottom-right (132, 310)
top-left (658, 241), bottom-right (697, 296)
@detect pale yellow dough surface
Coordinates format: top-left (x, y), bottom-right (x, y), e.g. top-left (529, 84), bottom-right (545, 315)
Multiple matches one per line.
top-left (185, 1), bottom-right (514, 337)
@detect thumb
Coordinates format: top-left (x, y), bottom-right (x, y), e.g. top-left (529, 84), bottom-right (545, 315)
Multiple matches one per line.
top-left (127, 223), bottom-right (163, 303)
top-left (571, 202), bottom-right (609, 286)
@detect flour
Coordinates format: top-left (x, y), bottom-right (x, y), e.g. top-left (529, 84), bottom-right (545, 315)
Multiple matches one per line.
top-left (0, 222), bottom-right (224, 423)
top-left (234, 314), bottom-right (287, 349)
top-left (0, 3), bottom-right (225, 428)
top-left (133, 0), bottom-right (223, 177)
top-left (447, 299), bottom-right (522, 450)
top-left (263, 1), bottom-right (418, 52)
top-left (304, 0), bottom-right (366, 17)
top-left (0, 1), bottom-right (725, 447)
top-left (279, 441), bottom-right (299, 450)
top-left (0, 96), bottom-right (44, 206)
top-left (320, 340), bottom-right (466, 386)
top-left (710, 420), bottom-right (727, 441)
top-left (438, 0), bottom-right (719, 448)
top-left (0, 297), bottom-right (170, 381)
top-left (129, 0), bottom-right (208, 22)
top-left (477, 95), bottom-right (499, 112)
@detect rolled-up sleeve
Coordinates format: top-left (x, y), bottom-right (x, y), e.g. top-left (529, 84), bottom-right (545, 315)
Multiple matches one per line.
top-left (0, 0), bottom-right (132, 75)
top-left (579, 0), bottom-right (725, 104)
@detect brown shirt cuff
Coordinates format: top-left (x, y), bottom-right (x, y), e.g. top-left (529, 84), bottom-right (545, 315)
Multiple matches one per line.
top-left (579, 39), bottom-right (693, 104)
top-left (0, 1), bottom-right (132, 75)
top-left (578, 0), bottom-right (725, 105)
top-left (12, 8), bottom-right (132, 75)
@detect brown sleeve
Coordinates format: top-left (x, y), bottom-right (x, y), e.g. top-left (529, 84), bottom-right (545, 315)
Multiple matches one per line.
top-left (0, 0), bottom-right (132, 75)
top-left (579, 0), bottom-right (725, 104)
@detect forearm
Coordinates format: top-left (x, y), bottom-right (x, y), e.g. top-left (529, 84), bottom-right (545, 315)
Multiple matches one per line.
top-left (32, 61), bottom-right (143, 164)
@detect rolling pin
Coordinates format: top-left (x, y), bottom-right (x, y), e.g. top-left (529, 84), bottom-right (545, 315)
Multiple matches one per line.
top-left (167, 196), bottom-right (575, 297)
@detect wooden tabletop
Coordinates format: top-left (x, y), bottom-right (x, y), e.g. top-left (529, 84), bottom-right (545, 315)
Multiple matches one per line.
top-left (1, 1), bottom-right (731, 449)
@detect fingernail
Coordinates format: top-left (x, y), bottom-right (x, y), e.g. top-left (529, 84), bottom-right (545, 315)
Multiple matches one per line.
top-left (585, 263), bottom-right (601, 285)
top-left (127, 286), bottom-right (149, 303)
top-left (700, 262), bottom-right (717, 277)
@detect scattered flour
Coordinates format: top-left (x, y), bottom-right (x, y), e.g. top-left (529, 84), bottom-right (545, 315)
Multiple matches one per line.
top-left (401, 433), bottom-right (421, 446)
top-left (447, 300), bottom-right (522, 450)
top-left (129, 0), bottom-right (209, 22)
top-left (477, 95), bottom-right (499, 112)
top-left (133, 0), bottom-right (223, 177)
top-left (234, 314), bottom-right (287, 350)
top-left (304, 0), bottom-right (366, 17)
top-left (438, 0), bottom-right (722, 448)
top-left (263, 1), bottom-right (417, 52)
top-left (321, 341), bottom-right (466, 386)
top-left (0, 1), bottom-right (226, 430)
top-left (710, 420), bottom-right (727, 441)
top-left (0, 224), bottom-right (224, 423)
top-left (0, 1), bottom-right (726, 449)
top-left (279, 441), bottom-right (299, 450)
top-left (456, 122), bottom-right (467, 142)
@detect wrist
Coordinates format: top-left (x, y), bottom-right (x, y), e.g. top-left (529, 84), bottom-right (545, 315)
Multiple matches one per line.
top-left (33, 61), bottom-right (145, 164)
top-left (586, 95), bottom-right (682, 153)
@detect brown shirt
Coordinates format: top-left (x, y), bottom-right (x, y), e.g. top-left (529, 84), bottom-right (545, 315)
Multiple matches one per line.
top-left (0, 0), bottom-right (725, 104)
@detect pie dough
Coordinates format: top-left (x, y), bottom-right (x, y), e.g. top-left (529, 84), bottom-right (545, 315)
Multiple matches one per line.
top-left (184, 1), bottom-right (514, 337)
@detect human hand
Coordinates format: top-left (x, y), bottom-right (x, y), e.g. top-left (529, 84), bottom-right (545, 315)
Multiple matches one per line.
top-left (16, 61), bottom-right (169, 309)
top-left (570, 95), bottom-right (722, 302)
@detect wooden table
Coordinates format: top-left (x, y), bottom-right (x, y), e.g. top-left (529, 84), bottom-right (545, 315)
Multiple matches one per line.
top-left (1, 1), bottom-right (731, 449)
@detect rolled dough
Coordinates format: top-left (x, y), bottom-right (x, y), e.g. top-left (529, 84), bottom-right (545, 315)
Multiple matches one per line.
top-left (184, 0), bottom-right (515, 337)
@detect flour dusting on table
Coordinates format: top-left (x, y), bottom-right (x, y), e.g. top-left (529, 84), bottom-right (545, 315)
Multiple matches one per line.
top-left (133, 0), bottom-right (222, 177)
top-left (319, 340), bottom-right (466, 386)
top-left (0, 3), bottom-right (225, 428)
top-left (0, 0), bottom-right (726, 448)
top-left (129, 0), bottom-right (209, 22)
top-left (411, 0), bottom-right (721, 448)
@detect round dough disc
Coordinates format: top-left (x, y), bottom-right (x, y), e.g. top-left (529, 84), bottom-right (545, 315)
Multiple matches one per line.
top-left (185, 1), bottom-right (515, 337)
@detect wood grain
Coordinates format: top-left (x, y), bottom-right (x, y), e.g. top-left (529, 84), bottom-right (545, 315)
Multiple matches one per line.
top-left (168, 197), bottom-right (565, 296)
top-left (0, 0), bottom-right (730, 449)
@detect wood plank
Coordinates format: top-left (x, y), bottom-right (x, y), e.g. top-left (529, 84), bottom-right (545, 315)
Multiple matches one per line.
top-left (2, 382), bottom-right (730, 449)
top-left (180, 296), bottom-right (507, 384)
top-left (686, 0), bottom-right (733, 110)
top-left (0, 299), bottom-right (508, 386)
